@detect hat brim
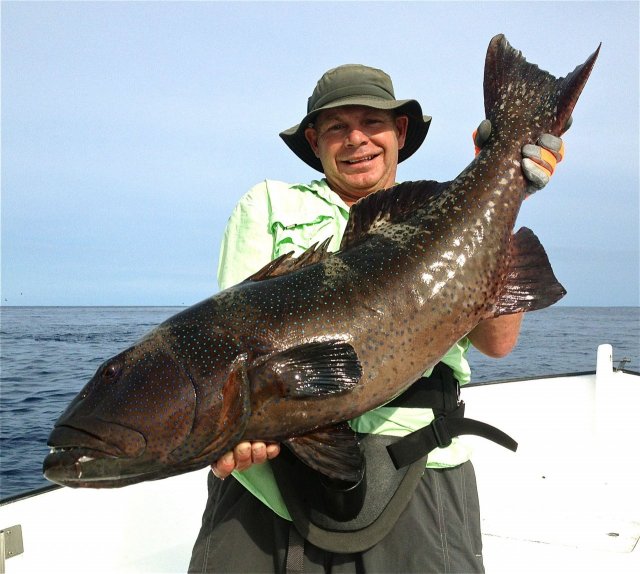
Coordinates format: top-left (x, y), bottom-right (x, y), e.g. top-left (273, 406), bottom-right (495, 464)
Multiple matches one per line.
top-left (279, 97), bottom-right (431, 173)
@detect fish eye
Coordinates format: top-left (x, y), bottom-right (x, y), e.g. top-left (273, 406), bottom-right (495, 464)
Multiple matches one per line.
top-left (102, 361), bottom-right (121, 381)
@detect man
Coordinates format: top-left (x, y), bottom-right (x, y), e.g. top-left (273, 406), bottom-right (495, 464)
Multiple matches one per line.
top-left (189, 63), bottom-right (565, 573)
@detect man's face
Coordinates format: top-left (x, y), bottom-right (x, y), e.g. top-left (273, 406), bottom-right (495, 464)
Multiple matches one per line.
top-left (304, 106), bottom-right (408, 205)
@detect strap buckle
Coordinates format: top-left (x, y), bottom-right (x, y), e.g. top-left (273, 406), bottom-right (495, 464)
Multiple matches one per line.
top-left (431, 415), bottom-right (452, 449)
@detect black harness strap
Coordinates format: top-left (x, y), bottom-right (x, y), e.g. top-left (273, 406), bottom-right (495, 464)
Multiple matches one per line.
top-left (386, 363), bottom-right (518, 468)
top-left (386, 403), bottom-right (518, 469)
top-left (273, 362), bottom-right (518, 554)
top-left (386, 362), bottom-right (461, 412)
top-left (285, 524), bottom-right (305, 574)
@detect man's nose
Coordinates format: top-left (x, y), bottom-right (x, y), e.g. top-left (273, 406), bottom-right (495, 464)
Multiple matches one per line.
top-left (345, 128), bottom-right (368, 147)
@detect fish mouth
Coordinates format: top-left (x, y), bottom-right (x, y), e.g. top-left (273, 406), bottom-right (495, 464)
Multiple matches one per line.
top-left (44, 446), bottom-right (117, 481)
top-left (44, 422), bottom-right (150, 487)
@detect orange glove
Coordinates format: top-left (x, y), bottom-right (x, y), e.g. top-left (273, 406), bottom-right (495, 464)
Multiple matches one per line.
top-left (473, 118), bottom-right (571, 193)
top-left (521, 134), bottom-right (565, 190)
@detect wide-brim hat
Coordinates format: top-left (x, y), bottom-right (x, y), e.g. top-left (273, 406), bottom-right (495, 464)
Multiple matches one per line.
top-left (280, 64), bottom-right (431, 173)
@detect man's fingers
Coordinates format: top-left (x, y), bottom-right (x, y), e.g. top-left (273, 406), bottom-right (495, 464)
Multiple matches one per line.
top-left (233, 442), bottom-right (253, 471)
top-left (211, 450), bottom-right (236, 480)
top-left (522, 144), bottom-right (555, 176)
top-left (537, 134), bottom-right (564, 162)
top-left (266, 443), bottom-right (281, 459)
top-left (251, 442), bottom-right (268, 465)
top-left (210, 441), bottom-right (282, 480)
top-left (521, 157), bottom-right (550, 190)
top-left (521, 133), bottom-right (565, 192)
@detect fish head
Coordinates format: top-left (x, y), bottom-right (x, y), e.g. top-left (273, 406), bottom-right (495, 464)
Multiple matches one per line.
top-left (44, 330), bottom-right (200, 488)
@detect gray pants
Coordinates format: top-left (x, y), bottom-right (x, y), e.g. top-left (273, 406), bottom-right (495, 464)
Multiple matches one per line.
top-left (189, 461), bottom-right (484, 574)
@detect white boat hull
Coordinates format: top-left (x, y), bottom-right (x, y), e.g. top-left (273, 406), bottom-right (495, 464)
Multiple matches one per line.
top-left (465, 346), bottom-right (640, 572)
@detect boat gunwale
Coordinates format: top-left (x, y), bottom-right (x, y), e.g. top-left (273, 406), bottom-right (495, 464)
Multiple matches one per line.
top-left (466, 368), bottom-right (639, 388)
top-left (0, 484), bottom-right (61, 506)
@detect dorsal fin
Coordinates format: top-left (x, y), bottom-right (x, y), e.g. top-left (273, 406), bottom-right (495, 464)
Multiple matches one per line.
top-left (340, 180), bottom-right (446, 250)
top-left (245, 237), bottom-right (333, 282)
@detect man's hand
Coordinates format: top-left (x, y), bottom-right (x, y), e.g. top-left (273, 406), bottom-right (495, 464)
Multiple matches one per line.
top-left (210, 441), bottom-right (281, 480)
top-left (473, 118), bottom-right (571, 193)
top-left (521, 134), bottom-right (564, 190)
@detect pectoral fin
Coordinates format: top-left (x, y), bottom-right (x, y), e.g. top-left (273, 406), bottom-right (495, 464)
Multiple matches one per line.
top-left (285, 422), bottom-right (364, 482)
top-left (491, 227), bottom-right (566, 316)
top-left (249, 339), bottom-right (362, 398)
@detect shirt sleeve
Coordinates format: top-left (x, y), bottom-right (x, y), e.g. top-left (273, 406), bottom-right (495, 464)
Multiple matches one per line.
top-left (216, 182), bottom-right (275, 290)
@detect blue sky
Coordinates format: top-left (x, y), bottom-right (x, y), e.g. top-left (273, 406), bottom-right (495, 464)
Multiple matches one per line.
top-left (2, 1), bottom-right (638, 306)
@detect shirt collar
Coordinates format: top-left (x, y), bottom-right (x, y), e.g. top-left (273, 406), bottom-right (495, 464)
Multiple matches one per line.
top-left (291, 178), bottom-right (350, 213)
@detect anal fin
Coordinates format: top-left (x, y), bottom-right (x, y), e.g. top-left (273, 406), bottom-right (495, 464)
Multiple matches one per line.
top-left (285, 422), bottom-right (364, 483)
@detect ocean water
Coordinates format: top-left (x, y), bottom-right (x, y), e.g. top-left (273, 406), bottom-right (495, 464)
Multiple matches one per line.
top-left (1, 306), bottom-right (638, 500)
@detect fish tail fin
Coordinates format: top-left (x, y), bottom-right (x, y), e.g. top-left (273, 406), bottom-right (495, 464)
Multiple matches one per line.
top-left (484, 34), bottom-right (600, 137)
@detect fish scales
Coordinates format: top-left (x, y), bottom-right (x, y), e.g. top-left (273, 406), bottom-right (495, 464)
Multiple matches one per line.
top-left (43, 35), bottom-right (600, 488)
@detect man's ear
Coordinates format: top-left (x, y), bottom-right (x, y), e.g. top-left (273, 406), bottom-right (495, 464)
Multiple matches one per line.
top-left (395, 115), bottom-right (409, 150)
top-left (304, 127), bottom-right (320, 158)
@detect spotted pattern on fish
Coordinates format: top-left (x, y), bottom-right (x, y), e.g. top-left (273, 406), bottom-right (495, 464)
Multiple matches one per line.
top-left (43, 35), bottom-right (600, 488)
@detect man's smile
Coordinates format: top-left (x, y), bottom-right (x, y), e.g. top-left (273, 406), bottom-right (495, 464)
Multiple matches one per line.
top-left (341, 152), bottom-right (381, 165)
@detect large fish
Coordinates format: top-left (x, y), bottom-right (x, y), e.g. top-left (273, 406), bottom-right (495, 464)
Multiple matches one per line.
top-left (44, 35), bottom-right (600, 488)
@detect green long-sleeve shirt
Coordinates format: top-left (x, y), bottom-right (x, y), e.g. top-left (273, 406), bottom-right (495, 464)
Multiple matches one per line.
top-left (217, 178), bottom-right (473, 520)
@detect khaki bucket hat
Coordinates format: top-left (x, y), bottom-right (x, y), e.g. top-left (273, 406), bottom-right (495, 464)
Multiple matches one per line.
top-left (280, 64), bottom-right (431, 173)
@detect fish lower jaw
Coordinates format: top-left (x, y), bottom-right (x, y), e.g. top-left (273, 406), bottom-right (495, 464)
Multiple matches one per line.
top-left (43, 447), bottom-right (149, 488)
top-left (43, 447), bottom-right (117, 481)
